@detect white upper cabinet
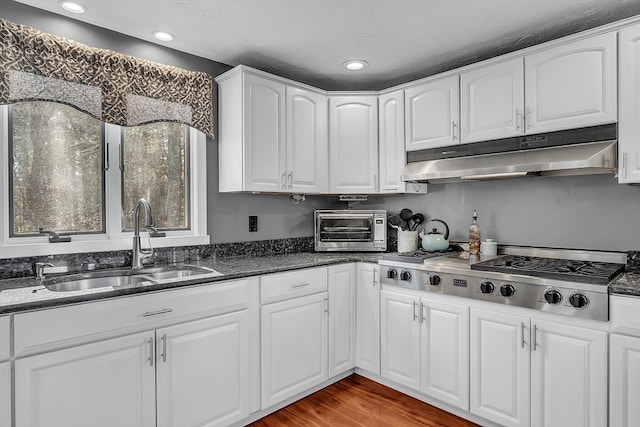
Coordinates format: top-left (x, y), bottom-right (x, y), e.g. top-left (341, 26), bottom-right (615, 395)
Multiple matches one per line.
top-left (286, 85), bottom-right (329, 193)
top-left (461, 58), bottom-right (525, 143)
top-left (405, 75), bottom-right (459, 151)
top-left (619, 23), bottom-right (640, 184)
top-left (218, 70), bottom-right (285, 192)
top-left (217, 67), bottom-right (328, 193)
top-left (329, 95), bottom-right (379, 193)
top-left (524, 32), bottom-right (617, 134)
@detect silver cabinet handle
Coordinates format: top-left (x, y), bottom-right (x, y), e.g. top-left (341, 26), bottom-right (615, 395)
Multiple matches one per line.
top-left (281, 172), bottom-right (287, 190)
top-left (324, 298), bottom-right (329, 314)
top-left (412, 300), bottom-right (418, 322)
top-left (421, 302), bottom-right (427, 324)
top-left (119, 143), bottom-right (125, 172)
top-left (532, 323), bottom-right (538, 351)
top-left (527, 107), bottom-right (532, 129)
top-left (452, 121), bottom-right (457, 141)
top-left (142, 308), bottom-right (173, 317)
top-left (622, 152), bottom-right (628, 179)
top-left (521, 322), bottom-right (526, 348)
top-left (373, 269), bottom-right (378, 287)
top-left (147, 337), bottom-right (154, 366)
top-left (160, 333), bottom-right (167, 362)
top-left (288, 171), bottom-right (293, 189)
top-left (104, 143), bottom-right (110, 171)
top-left (292, 282), bottom-right (310, 288)
top-left (515, 109), bottom-right (520, 131)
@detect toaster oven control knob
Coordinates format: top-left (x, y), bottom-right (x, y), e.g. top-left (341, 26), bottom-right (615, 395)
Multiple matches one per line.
top-left (387, 268), bottom-right (398, 279)
top-left (544, 289), bottom-right (563, 305)
top-left (429, 274), bottom-right (441, 286)
top-left (500, 283), bottom-right (516, 298)
top-left (480, 280), bottom-right (495, 294)
top-left (400, 270), bottom-right (412, 281)
top-left (569, 292), bottom-right (589, 309)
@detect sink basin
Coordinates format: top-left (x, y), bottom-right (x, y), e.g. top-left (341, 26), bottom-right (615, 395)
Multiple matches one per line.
top-left (139, 265), bottom-right (223, 281)
top-left (41, 264), bottom-right (223, 292)
top-left (43, 273), bottom-right (155, 292)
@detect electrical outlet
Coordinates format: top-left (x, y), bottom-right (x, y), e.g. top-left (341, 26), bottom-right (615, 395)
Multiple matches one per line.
top-left (249, 215), bottom-right (258, 232)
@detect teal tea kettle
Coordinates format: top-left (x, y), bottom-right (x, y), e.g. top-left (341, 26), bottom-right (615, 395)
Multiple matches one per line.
top-left (419, 219), bottom-right (450, 252)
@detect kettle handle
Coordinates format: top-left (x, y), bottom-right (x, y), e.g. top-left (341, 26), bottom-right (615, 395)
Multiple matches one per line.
top-left (430, 219), bottom-right (449, 240)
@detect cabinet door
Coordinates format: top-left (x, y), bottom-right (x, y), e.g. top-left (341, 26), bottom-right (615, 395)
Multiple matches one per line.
top-left (15, 332), bottom-right (156, 427)
top-left (610, 333), bottom-right (640, 427)
top-left (524, 32), bottom-right (617, 134)
top-left (261, 292), bottom-right (328, 409)
top-left (243, 73), bottom-right (286, 192)
top-left (619, 23), bottom-right (640, 184)
top-left (470, 308), bottom-right (530, 427)
top-left (379, 90), bottom-right (413, 193)
top-left (356, 263), bottom-right (380, 374)
top-left (530, 319), bottom-right (607, 427)
top-left (329, 96), bottom-right (378, 193)
top-left (286, 86), bottom-right (329, 193)
top-left (156, 311), bottom-right (250, 427)
top-left (0, 361), bottom-right (9, 427)
top-left (380, 290), bottom-right (421, 390)
top-left (0, 316), bottom-right (9, 361)
top-left (328, 264), bottom-right (357, 377)
top-left (420, 298), bottom-right (469, 411)
top-left (405, 75), bottom-right (459, 150)
top-left (461, 58), bottom-right (525, 143)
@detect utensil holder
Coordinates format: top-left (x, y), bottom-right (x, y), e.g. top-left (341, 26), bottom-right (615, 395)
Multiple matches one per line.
top-left (397, 230), bottom-right (418, 253)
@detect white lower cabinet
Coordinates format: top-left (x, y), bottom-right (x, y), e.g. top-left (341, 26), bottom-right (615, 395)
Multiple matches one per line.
top-left (381, 290), bottom-right (469, 410)
top-left (610, 333), bottom-right (640, 427)
top-left (470, 308), bottom-right (607, 427)
top-left (15, 331), bottom-right (157, 427)
top-left (1, 361), bottom-right (10, 427)
top-left (328, 263), bottom-right (357, 377)
top-left (260, 267), bottom-right (329, 409)
top-left (356, 263), bottom-right (380, 375)
top-left (156, 311), bottom-right (250, 427)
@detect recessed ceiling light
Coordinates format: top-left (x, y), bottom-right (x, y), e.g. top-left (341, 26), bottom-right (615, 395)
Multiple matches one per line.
top-left (153, 31), bottom-right (175, 42)
top-left (343, 60), bottom-right (369, 71)
top-left (59, 1), bottom-right (86, 14)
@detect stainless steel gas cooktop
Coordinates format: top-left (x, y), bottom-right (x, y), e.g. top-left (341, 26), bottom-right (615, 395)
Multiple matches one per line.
top-left (379, 248), bottom-right (626, 321)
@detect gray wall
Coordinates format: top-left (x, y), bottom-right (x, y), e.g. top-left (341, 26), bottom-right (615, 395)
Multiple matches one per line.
top-left (3, 1), bottom-right (639, 252)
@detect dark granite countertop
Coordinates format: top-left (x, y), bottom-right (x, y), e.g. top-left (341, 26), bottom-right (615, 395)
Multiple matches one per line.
top-left (0, 252), bottom-right (383, 315)
top-left (610, 272), bottom-right (640, 298)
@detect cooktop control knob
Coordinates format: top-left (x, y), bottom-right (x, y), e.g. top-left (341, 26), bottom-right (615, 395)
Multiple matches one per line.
top-left (429, 274), bottom-right (441, 286)
top-left (480, 280), bottom-right (495, 294)
top-left (387, 268), bottom-right (398, 279)
top-left (544, 289), bottom-right (563, 305)
top-left (500, 283), bottom-right (516, 298)
top-left (400, 270), bottom-right (412, 281)
top-left (569, 292), bottom-right (589, 309)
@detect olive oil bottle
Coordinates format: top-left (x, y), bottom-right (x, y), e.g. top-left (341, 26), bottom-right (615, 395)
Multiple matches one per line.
top-left (469, 210), bottom-right (481, 255)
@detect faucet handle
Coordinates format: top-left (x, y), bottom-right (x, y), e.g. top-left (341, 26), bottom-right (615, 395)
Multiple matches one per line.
top-left (147, 226), bottom-right (166, 238)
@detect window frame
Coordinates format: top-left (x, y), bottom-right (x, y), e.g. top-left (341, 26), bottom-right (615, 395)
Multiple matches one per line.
top-left (0, 104), bottom-right (209, 258)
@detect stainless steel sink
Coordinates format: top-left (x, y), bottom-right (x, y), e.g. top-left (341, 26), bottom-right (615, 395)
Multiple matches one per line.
top-left (139, 265), bottom-right (223, 280)
top-left (43, 273), bottom-right (155, 292)
top-left (41, 264), bottom-right (223, 292)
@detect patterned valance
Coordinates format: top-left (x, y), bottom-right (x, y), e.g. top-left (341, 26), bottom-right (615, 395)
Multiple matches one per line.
top-left (0, 19), bottom-right (214, 138)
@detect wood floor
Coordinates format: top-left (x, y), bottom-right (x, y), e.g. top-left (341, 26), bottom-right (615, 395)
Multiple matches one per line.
top-left (249, 374), bottom-right (479, 427)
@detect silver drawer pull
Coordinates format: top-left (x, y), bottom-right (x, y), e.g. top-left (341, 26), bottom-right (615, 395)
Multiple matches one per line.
top-left (292, 282), bottom-right (310, 288)
top-left (142, 308), bottom-right (173, 317)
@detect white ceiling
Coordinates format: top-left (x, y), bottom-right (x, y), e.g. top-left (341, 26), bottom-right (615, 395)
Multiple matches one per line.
top-left (13, 0), bottom-right (640, 90)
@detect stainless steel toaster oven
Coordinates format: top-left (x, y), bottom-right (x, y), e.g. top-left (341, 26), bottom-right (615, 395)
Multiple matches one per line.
top-left (314, 210), bottom-right (387, 252)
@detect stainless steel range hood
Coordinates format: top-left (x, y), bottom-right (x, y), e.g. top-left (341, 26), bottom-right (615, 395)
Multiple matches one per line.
top-left (401, 139), bottom-right (618, 184)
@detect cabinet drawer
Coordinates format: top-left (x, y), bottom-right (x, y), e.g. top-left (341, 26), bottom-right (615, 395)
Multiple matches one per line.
top-left (0, 316), bottom-right (9, 361)
top-left (611, 295), bottom-right (640, 337)
top-left (261, 267), bottom-right (327, 304)
top-left (14, 277), bottom-right (257, 356)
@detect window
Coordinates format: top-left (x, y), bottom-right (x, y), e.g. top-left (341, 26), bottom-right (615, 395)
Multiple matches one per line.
top-left (0, 103), bottom-right (208, 258)
top-left (122, 123), bottom-right (189, 231)
top-left (10, 102), bottom-right (104, 236)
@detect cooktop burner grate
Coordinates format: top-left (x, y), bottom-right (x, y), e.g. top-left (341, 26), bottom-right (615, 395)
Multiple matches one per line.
top-left (471, 255), bottom-right (625, 284)
top-left (382, 245), bottom-right (464, 264)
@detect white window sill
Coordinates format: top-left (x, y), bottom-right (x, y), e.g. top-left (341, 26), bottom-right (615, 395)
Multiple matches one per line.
top-left (0, 234), bottom-right (210, 259)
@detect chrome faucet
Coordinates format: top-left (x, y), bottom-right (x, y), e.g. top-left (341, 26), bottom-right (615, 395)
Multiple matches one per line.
top-left (132, 198), bottom-right (157, 269)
